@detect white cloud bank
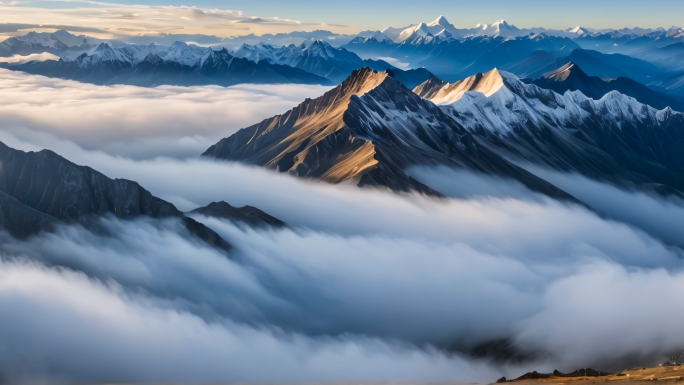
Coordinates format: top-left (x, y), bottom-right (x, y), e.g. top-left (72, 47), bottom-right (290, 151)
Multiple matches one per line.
top-left (0, 52), bottom-right (60, 63)
top-left (0, 68), bottom-right (331, 158)
top-left (0, 259), bottom-right (497, 383)
top-left (0, 69), bottom-right (683, 383)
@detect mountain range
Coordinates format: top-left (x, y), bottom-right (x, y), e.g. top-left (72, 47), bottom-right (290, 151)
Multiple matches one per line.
top-left (4, 25), bottom-right (684, 102)
top-left (0, 38), bottom-right (432, 88)
top-left (203, 67), bottom-right (684, 200)
top-left (1, 42), bottom-right (333, 86)
top-left (532, 62), bottom-right (684, 111)
top-left (231, 40), bottom-right (432, 86)
top-left (367, 15), bottom-right (684, 43)
top-left (343, 32), bottom-right (582, 80)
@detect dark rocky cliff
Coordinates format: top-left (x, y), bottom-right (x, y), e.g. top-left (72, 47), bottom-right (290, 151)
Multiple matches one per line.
top-left (0, 142), bottom-right (231, 251)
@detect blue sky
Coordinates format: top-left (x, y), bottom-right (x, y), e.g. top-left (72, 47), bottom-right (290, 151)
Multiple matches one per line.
top-left (44, 0), bottom-right (683, 30)
top-left (3, 0), bottom-right (682, 39)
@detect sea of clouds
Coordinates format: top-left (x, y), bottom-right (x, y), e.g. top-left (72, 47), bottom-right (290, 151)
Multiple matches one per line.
top-left (0, 69), bottom-right (683, 383)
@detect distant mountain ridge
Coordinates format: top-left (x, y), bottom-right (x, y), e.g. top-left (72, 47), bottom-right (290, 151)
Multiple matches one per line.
top-left (232, 40), bottom-right (433, 86)
top-left (343, 32), bottom-right (579, 81)
top-left (4, 24), bottom-right (684, 96)
top-left (367, 16), bottom-right (684, 43)
top-left (1, 42), bottom-right (333, 86)
top-left (532, 62), bottom-right (684, 111)
top-left (0, 37), bottom-right (433, 88)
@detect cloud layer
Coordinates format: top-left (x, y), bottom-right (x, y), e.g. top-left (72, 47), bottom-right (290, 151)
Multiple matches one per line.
top-left (0, 69), bottom-right (331, 158)
top-left (0, 52), bottom-right (59, 63)
top-left (0, 258), bottom-right (497, 383)
top-left (0, 69), bottom-right (684, 383)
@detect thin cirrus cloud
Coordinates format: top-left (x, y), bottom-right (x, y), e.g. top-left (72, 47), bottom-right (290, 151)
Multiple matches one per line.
top-left (0, 2), bottom-right (353, 39)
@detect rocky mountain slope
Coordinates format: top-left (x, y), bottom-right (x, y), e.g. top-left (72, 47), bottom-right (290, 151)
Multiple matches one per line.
top-left (202, 68), bottom-right (575, 199)
top-left (0, 141), bottom-right (231, 251)
top-left (204, 67), bottom-right (684, 199)
top-left (418, 69), bottom-right (684, 195)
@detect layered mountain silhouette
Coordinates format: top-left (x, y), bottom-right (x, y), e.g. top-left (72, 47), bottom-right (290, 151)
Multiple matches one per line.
top-left (0, 141), bottom-right (231, 251)
top-left (5, 27), bottom-right (684, 95)
top-left (532, 62), bottom-right (684, 111)
top-left (344, 34), bottom-right (580, 81)
top-left (2, 43), bottom-right (332, 87)
top-left (233, 40), bottom-right (433, 87)
top-left (204, 67), bottom-right (684, 198)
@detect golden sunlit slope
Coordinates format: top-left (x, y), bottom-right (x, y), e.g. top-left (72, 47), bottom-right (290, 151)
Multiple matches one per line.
top-left (204, 68), bottom-right (389, 184)
top-left (413, 68), bottom-right (504, 104)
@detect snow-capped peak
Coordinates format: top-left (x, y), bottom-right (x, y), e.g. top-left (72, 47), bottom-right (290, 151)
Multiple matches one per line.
top-left (428, 15), bottom-right (451, 27)
top-left (70, 42), bottom-right (138, 67)
top-left (414, 68), bottom-right (505, 104)
top-left (356, 30), bottom-right (391, 41)
top-left (159, 42), bottom-right (210, 66)
top-left (422, 69), bottom-right (675, 135)
top-left (397, 22), bottom-right (433, 42)
top-left (233, 42), bottom-right (278, 63)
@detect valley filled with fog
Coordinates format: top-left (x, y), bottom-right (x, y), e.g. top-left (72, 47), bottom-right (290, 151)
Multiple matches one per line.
top-left (0, 67), bottom-right (683, 383)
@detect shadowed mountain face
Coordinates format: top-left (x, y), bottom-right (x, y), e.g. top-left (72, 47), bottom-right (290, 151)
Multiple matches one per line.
top-left (343, 34), bottom-right (580, 81)
top-left (0, 141), bottom-right (231, 251)
top-left (189, 201), bottom-right (285, 228)
top-left (561, 49), bottom-right (666, 85)
top-left (205, 67), bottom-right (684, 199)
top-left (532, 62), bottom-right (684, 111)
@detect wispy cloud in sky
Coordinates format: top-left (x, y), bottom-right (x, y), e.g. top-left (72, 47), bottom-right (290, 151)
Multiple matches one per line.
top-left (1, 0), bottom-right (683, 38)
top-left (0, 1), bottom-right (353, 40)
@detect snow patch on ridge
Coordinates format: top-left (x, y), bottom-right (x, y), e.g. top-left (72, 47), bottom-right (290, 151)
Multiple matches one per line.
top-left (416, 69), bottom-right (505, 104)
top-left (436, 70), bottom-right (678, 134)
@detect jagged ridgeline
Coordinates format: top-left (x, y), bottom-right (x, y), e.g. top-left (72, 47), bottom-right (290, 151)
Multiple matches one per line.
top-left (204, 67), bottom-right (684, 199)
top-left (0, 142), bottom-right (234, 250)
